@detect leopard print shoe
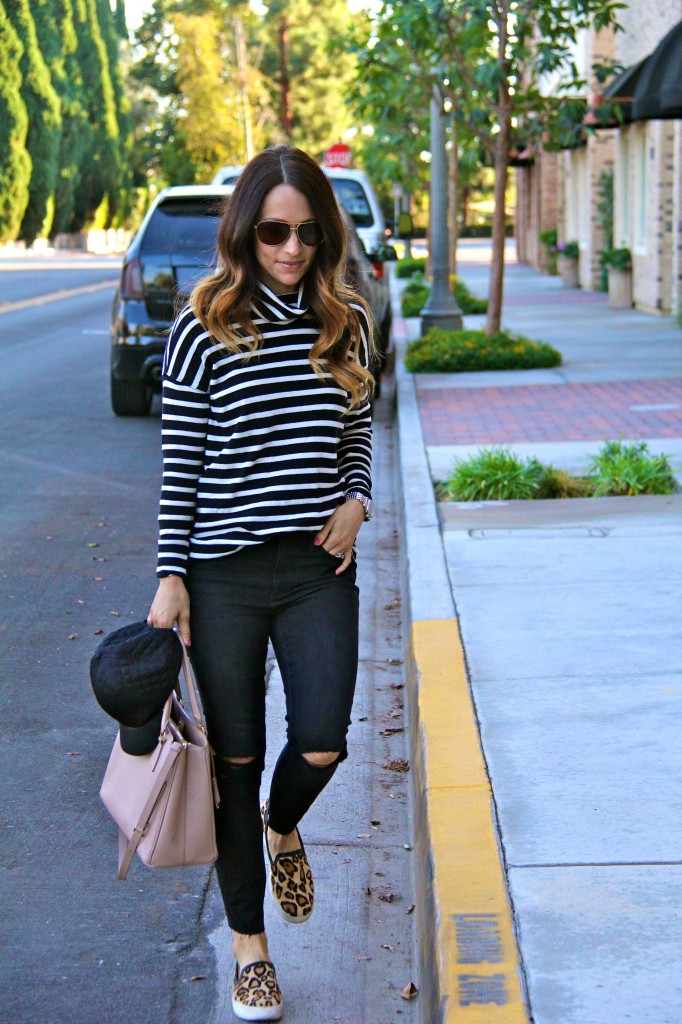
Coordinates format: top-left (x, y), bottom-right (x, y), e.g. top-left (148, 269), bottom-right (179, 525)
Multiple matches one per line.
top-left (232, 960), bottom-right (283, 1021)
top-left (261, 799), bottom-right (315, 925)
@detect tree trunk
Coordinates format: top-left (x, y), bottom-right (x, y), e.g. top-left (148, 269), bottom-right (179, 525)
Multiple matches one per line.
top-left (448, 119), bottom-right (458, 277)
top-left (278, 18), bottom-right (292, 139)
top-left (485, 13), bottom-right (512, 337)
top-left (234, 17), bottom-right (253, 162)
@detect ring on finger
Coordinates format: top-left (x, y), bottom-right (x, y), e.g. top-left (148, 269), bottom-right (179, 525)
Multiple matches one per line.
top-left (335, 551), bottom-right (345, 559)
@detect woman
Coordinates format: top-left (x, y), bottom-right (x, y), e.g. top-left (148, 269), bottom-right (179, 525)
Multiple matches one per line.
top-left (147, 145), bottom-right (374, 1021)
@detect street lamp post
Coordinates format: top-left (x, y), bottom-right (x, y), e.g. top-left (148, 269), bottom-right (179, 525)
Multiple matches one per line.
top-left (420, 83), bottom-right (462, 334)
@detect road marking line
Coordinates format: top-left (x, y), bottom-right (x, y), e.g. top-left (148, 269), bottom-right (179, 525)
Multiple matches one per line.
top-left (410, 618), bottom-right (528, 1022)
top-left (0, 278), bottom-right (118, 315)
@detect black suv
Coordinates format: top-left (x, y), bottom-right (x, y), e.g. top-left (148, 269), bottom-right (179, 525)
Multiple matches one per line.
top-left (110, 185), bottom-right (233, 415)
top-left (110, 183), bottom-right (392, 415)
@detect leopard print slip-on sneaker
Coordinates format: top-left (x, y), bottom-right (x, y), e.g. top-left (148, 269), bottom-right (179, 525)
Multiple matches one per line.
top-left (261, 799), bottom-right (315, 925)
top-left (232, 960), bottom-right (283, 1021)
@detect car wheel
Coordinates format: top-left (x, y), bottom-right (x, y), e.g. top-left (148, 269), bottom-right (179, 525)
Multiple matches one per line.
top-left (111, 375), bottom-right (153, 417)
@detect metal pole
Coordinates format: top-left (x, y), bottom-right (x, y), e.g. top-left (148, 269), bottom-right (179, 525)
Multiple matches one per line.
top-left (420, 83), bottom-right (462, 333)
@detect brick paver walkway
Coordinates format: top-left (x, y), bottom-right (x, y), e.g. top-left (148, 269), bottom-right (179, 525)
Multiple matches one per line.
top-left (417, 378), bottom-right (682, 445)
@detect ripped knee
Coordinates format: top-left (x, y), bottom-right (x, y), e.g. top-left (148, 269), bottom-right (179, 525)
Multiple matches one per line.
top-left (302, 751), bottom-right (340, 768)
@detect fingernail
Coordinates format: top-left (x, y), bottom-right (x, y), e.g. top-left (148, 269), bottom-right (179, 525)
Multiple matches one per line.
top-left (313, 538), bottom-right (321, 546)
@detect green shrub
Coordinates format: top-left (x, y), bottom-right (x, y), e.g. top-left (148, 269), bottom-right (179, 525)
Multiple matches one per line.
top-left (600, 246), bottom-right (632, 272)
top-left (401, 275), bottom-right (488, 317)
top-left (588, 439), bottom-right (676, 496)
top-left (395, 257), bottom-right (426, 278)
top-left (442, 447), bottom-right (545, 501)
top-left (539, 228), bottom-right (558, 274)
top-left (452, 276), bottom-right (487, 314)
top-left (404, 328), bottom-right (562, 373)
top-left (439, 440), bottom-right (677, 503)
top-left (559, 241), bottom-right (579, 260)
top-left (401, 276), bottom-right (430, 316)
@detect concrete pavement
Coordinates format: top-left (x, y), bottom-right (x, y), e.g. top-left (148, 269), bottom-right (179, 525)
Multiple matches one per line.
top-left (393, 241), bottom-right (682, 1023)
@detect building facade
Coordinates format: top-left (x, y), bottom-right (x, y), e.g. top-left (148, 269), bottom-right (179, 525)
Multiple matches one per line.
top-left (515, 0), bottom-right (682, 315)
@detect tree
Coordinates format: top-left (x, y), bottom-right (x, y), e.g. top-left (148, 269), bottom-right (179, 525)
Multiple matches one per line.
top-left (260, 0), bottom-right (357, 156)
top-left (0, 1), bottom-right (31, 242)
top-left (170, 11), bottom-right (243, 181)
top-left (5, 0), bottom-right (61, 243)
top-left (355, 0), bottom-right (623, 334)
top-left (70, 0), bottom-right (120, 229)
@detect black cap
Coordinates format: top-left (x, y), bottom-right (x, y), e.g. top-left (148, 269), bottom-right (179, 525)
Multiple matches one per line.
top-left (90, 621), bottom-right (183, 755)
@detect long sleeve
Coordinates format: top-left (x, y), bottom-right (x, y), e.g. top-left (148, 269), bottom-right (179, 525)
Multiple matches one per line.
top-left (156, 309), bottom-right (213, 577)
top-left (337, 305), bottom-right (373, 498)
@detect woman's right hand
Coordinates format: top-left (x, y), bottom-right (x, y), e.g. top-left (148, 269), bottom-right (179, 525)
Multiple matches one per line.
top-left (147, 575), bottom-right (191, 646)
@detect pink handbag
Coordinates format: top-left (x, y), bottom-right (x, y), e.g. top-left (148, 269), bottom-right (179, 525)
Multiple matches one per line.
top-left (100, 635), bottom-right (220, 880)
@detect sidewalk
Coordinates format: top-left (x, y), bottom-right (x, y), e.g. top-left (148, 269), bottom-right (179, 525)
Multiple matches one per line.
top-left (393, 242), bottom-right (682, 1023)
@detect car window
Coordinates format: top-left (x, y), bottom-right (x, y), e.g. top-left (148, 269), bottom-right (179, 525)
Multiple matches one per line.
top-left (329, 179), bottom-right (373, 228)
top-left (140, 198), bottom-right (224, 256)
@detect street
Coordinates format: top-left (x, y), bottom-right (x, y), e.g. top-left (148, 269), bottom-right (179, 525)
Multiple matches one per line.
top-left (0, 255), bottom-right (417, 1024)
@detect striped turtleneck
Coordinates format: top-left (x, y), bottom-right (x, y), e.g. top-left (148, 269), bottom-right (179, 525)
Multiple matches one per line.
top-left (156, 282), bottom-right (372, 577)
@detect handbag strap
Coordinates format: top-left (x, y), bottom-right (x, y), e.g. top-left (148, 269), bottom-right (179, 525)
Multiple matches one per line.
top-left (117, 736), bottom-right (183, 880)
top-left (175, 632), bottom-right (205, 728)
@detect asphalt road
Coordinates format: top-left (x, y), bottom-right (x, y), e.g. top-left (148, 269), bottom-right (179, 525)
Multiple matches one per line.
top-left (0, 257), bottom-right (416, 1024)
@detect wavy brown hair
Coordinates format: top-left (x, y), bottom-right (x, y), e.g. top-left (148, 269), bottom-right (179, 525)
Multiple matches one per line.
top-left (190, 145), bottom-right (375, 407)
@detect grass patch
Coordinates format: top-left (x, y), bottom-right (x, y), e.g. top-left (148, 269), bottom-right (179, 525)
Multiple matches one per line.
top-left (439, 442), bottom-right (677, 502)
top-left (405, 328), bottom-right (562, 373)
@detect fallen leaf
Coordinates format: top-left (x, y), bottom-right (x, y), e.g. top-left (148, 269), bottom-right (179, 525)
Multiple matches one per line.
top-left (370, 820), bottom-right (381, 826)
top-left (358, 716), bottom-right (368, 722)
top-left (87, 542), bottom-right (100, 548)
top-left (357, 833), bottom-right (371, 839)
top-left (390, 683), bottom-right (404, 690)
top-left (378, 892), bottom-right (397, 903)
top-left (406, 904), bottom-right (415, 914)
top-left (388, 708), bottom-right (401, 718)
top-left (110, 611), bottom-right (120, 617)
top-left (375, 872), bottom-right (385, 877)
top-left (94, 577), bottom-right (104, 582)
top-left (67, 751), bottom-right (80, 756)
top-left (386, 658), bottom-right (403, 666)
top-left (342, 859), bottom-right (351, 864)
top-left (401, 982), bottom-right (418, 1000)
top-left (381, 944), bottom-right (395, 953)
top-left (384, 758), bottom-right (409, 773)
top-left (403, 844), bottom-right (413, 852)
top-left (93, 629), bottom-right (104, 636)
top-left (76, 599), bottom-right (85, 605)
top-left (67, 634), bottom-right (77, 640)
top-left (356, 956), bottom-right (372, 962)
top-left (190, 975), bottom-right (207, 982)
top-left (365, 887), bottom-right (373, 896)
top-left (379, 728), bottom-right (404, 737)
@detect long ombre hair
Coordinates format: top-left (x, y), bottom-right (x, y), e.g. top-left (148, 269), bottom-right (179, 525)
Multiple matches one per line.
top-left (191, 145), bottom-right (375, 408)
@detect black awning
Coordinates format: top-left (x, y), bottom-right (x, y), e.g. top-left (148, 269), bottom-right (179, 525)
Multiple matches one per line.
top-left (602, 57), bottom-right (649, 103)
top-left (632, 20), bottom-right (682, 120)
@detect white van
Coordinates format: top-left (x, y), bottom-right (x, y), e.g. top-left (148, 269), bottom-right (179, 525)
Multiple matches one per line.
top-left (211, 164), bottom-right (388, 256)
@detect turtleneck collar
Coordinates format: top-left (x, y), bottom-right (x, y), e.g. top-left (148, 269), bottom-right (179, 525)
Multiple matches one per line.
top-left (251, 281), bottom-right (309, 323)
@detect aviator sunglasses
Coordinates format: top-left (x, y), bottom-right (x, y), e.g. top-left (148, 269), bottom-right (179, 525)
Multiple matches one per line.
top-left (254, 219), bottom-right (324, 247)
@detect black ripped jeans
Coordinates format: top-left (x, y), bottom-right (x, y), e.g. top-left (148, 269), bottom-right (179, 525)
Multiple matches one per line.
top-left (186, 532), bottom-right (359, 935)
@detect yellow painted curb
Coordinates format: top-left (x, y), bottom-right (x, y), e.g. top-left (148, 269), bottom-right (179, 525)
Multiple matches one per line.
top-left (0, 278), bottom-right (118, 315)
top-left (410, 619), bottom-right (528, 1023)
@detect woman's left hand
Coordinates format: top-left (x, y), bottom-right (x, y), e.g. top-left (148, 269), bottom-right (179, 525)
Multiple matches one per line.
top-left (315, 501), bottom-right (366, 574)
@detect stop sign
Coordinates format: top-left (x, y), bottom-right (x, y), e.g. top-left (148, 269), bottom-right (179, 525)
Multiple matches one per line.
top-left (324, 143), bottom-right (352, 168)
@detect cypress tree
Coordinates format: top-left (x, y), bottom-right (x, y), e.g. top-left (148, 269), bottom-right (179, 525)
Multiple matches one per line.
top-left (0, 2), bottom-right (31, 242)
top-left (97, 0), bottom-right (132, 221)
top-left (5, 0), bottom-right (62, 243)
top-left (70, 0), bottom-right (120, 229)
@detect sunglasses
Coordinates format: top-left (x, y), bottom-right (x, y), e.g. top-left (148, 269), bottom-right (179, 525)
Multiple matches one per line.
top-left (254, 219), bottom-right (324, 247)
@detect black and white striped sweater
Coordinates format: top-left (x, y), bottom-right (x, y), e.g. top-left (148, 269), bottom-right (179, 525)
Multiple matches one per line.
top-left (156, 282), bottom-right (373, 576)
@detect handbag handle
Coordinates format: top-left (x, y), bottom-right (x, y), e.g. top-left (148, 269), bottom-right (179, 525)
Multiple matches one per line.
top-left (175, 632), bottom-right (205, 728)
